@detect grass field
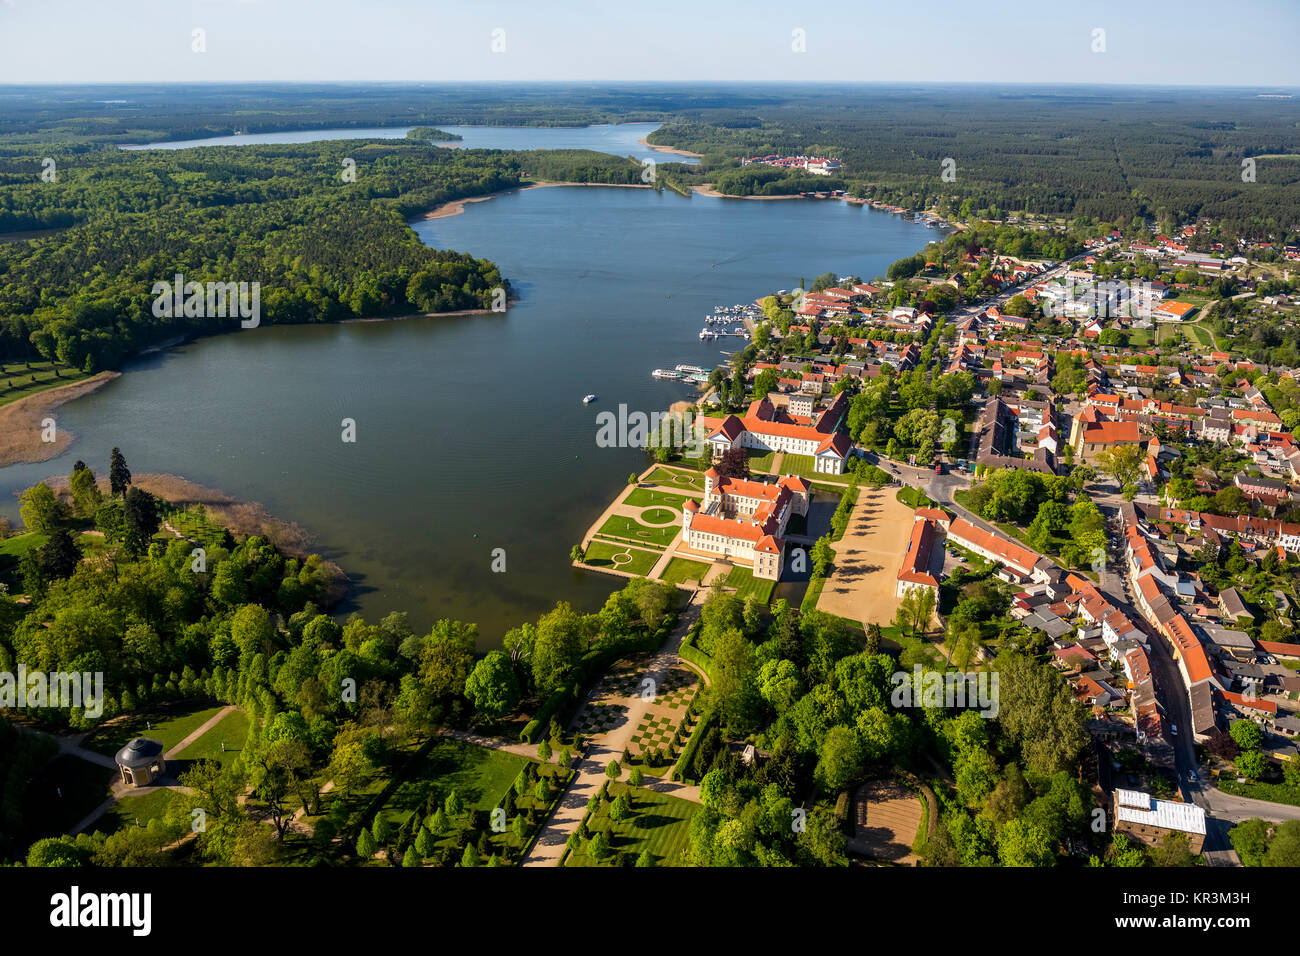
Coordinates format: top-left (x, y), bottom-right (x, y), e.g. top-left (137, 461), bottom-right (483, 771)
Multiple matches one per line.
top-left (100, 787), bottom-right (180, 835)
top-left (583, 540), bottom-right (661, 575)
top-left (646, 468), bottom-right (705, 491)
top-left (625, 488), bottom-right (691, 508)
top-left (0, 361), bottom-right (92, 408)
top-left (597, 515), bottom-right (679, 548)
top-left (376, 740), bottom-right (527, 826)
top-left (173, 708), bottom-right (250, 764)
top-left (896, 485), bottom-right (934, 509)
top-left (725, 565), bottom-right (776, 604)
top-left (639, 507), bottom-right (678, 525)
top-left (781, 453), bottom-right (844, 481)
top-left (660, 557), bottom-right (711, 586)
top-left (363, 740), bottom-right (565, 863)
top-left (565, 782), bottom-right (698, 867)
top-left (83, 704), bottom-right (226, 759)
top-left (747, 450), bottom-right (777, 472)
top-left (0, 531), bottom-right (45, 589)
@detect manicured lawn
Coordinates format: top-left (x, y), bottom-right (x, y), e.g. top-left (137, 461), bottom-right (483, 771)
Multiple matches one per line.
top-left (639, 507), bottom-right (677, 525)
top-left (565, 782), bottom-right (698, 867)
top-left (597, 515), bottom-right (679, 548)
top-left (99, 787), bottom-right (180, 835)
top-left (897, 485), bottom-right (934, 509)
top-left (173, 708), bottom-right (250, 764)
top-left (583, 540), bottom-right (661, 575)
top-left (359, 740), bottom-right (568, 864)
top-left (724, 566), bottom-right (776, 604)
top-left (660, 557), bottom-right (711, 586)
top-left (646, 468), bottom-right (705, 491)
top-left (747, 450), bottom-right (776, 472)
top-left (625, 488), bottom-right (691, 508)
top-left (782, 454), bottom-right (818, 477)
top-left (377, 740), bottom-right (527, 826)
top-left (782, 453), bottom-right (849, 484)
top-left (83, 704), bottom-right (226, 759)
top-left (0, 361), bottom-right (92, 408)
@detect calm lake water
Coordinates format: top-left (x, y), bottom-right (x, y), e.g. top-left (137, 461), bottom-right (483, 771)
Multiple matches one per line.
top-left (121, 122), bottom-right (697, 165)
top-left (0, 187), bottom-right (935, 646)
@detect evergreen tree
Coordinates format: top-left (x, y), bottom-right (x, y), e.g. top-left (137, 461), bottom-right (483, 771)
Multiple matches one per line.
top-left (109, 447), bottom-right (131, 497)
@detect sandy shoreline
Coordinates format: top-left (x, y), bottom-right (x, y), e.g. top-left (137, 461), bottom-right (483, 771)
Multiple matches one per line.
top-left (418, 180), bottom-right (653, 221)
top-left (690, 184), bottom-right (800, 201)
top-left (0, 372), bottom-right (121, 468)
top-left (637, 135), bottom-right (704, 160)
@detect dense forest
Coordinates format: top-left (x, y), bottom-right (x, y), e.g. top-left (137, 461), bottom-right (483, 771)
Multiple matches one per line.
top-left (0, 143), bottom-right (645, 367)
top-left (643, 87), bottom-right (1300, 239)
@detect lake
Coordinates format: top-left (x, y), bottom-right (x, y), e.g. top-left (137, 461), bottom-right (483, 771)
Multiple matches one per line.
top-left (0, 186), bottom-right (936, 646)
top-left (121, 122), bottom-right (698, 165)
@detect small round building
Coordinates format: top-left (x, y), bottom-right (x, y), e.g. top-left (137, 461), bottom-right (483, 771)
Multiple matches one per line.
top-left (115, 738), bottom-right (166, 787)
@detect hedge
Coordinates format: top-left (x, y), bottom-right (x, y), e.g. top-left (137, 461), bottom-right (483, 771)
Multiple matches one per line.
top-left (678, 621), bottom-right (714, 679)
top-left (671, 707), bottom-right (717, 782)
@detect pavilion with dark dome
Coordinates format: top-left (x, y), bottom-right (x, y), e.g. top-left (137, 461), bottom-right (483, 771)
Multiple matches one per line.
top-left (115, 738), bottom-right (166, 788)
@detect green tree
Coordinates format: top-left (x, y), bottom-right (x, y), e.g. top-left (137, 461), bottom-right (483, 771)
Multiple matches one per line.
top-left (464, 651), bottom-right (521, 718)
top-left (1236, 750), bottom-right (1267, 780)
top-left (610, 794), bottom-right (632, 822)
top-left (68, 462), bottom-right (102, 517)
top-left (815, 725), bottom-right (864, 793)
top-left (109, 447), bottom-right (131, 497)
top-left (1229, 818), bottom-right (1270, 867)
top-left (18, 482), bottom-right (66, 534)
top-left (531, 602), bottom-right (584, 694)
top-left (1095, 443), bottom-right (1145, 491)
top-left (1229, 719), bottom-right (1264, 752)
top-left (997, 818), bottom-right (1055, 867)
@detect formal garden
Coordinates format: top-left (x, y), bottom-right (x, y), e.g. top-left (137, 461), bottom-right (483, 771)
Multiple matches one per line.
top-left (562, 779), bottom-right (698, 867)
top-left (581, 540), bottom-right (661, 575)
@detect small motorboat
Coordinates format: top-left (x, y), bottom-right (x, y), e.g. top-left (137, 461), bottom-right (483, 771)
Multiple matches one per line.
top-left (582, 394), bottom-right (597, 404)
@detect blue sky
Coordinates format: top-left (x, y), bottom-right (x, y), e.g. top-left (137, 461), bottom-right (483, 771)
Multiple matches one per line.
top-left (1, 0), bottom-right (1297, 86)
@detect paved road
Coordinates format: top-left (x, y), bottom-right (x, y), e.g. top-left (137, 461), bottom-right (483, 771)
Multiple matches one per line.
top-left (1093, 496), bottom-right (1300, 850)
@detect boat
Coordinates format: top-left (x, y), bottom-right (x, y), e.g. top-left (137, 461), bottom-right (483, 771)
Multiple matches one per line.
top-left (675, 364), bottom-right (706, 375)
top-left (582, 394), bottom-right (597, 404)
top-left (699, 329), bottom-right (715, 340)
top-left (652, 369), bottom-right (684, 380)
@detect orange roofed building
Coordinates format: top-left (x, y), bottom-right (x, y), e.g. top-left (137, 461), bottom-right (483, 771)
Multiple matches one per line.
top-left (697, 391), bottom-right (851, 475)
top-left (681, 469), bottom-right (810, 580)
top-left (896, 510), bottom-right (950, 600)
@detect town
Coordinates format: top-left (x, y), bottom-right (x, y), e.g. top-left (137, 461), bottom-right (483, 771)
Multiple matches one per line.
top-left (571, 213), bottom-right (1300, 867)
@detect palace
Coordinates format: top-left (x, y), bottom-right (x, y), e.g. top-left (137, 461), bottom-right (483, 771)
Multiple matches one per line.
top-left (681, 469), bottom-right (810, 579)
top-left (697, 391), bottom-right (852, 475)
